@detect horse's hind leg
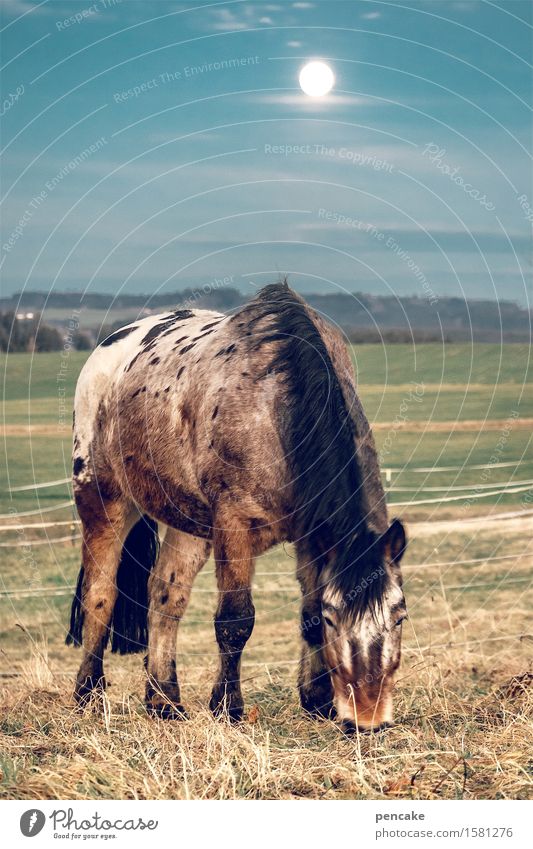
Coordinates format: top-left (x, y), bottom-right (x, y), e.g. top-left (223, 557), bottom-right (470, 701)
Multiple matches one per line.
top-left (145, 529), bottom-right (211, 719)
top-left (73, 495), bottom-right (134, 705)
top-left (209, 521), bottom-right (255, 721)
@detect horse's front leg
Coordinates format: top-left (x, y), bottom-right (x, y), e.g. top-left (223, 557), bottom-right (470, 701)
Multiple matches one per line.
top-left (297, 552), bottom-right (335, 719)
top-left (209, 521), bottom-right (255, 722)
top-left (146, 529), bottom-right (211, 719)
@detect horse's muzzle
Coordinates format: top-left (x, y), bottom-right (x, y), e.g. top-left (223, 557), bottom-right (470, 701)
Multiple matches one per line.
top-left (340, 719), bottom-right (393, 736)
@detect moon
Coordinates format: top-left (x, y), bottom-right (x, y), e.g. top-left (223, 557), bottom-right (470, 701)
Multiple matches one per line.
top-left (299, 61), bottom-right (335, 97)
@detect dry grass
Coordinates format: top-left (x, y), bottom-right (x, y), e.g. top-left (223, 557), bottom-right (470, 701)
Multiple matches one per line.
top-left (1, 518), bottom-right (532, 800)
top-left (0, 645), bottom-right (531, 800)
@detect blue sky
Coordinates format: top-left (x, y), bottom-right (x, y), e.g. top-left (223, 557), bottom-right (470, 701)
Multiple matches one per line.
top-left (1, 0), bottom-right (531, 305)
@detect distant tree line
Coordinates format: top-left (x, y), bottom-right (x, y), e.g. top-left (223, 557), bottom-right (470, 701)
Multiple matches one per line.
top-left (1, 285), bottom-right (531, 346)
top-left (0, 312), bottom-right (91, 352)
top-left (345, 327), bottom-right (453, 344)
top-left (0, 287), bottom-right (244, 312)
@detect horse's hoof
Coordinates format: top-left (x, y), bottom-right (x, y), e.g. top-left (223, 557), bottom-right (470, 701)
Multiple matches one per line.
top-left (303, 703), bottom-right (337, 721)
top-left (147, 702), bottom-right (188, 721)
top-left (209, 693), bottom-right (243, 722)
top-left (299, 689), bottom-right (336, 720)
top-left (74, 675), bottom-right (106, 709)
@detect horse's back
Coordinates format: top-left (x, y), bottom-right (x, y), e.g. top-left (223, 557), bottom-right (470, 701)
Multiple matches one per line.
top-left (72, 286), bottom-right (385, 545)
top-left (72, 308), bottom-right (223, 486)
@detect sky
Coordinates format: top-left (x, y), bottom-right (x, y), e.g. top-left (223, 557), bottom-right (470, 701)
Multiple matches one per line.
top-left (1, 0), bottom-right (531, 307)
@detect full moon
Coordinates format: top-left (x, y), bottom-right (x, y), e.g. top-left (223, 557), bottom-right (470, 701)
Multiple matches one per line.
top-left (299, 61), bottom-right (335, 97)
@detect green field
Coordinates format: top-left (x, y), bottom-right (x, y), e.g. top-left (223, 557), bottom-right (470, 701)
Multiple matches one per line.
top-left (0, 345), bottom-right (532, 800)
top-left (1, 345), bottom-right (531, 514)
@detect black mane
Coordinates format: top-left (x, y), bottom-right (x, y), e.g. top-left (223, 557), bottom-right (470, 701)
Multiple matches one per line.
top-left (242, 281), bottom-right (388, 617)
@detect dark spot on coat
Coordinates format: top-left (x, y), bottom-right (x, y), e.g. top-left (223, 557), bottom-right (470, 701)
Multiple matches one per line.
top-left (180, 343), bottom-right (196, 355)
top-left (219, 443), bottom-right (245, 468)
top-left (241, 371), bottom-right (250, 377)
top-left (73, 457), bottom-right (85, 476)
top-left (170, 572), bottom-right (175, 583)
top-left (131, 387), bottom-right (142, 399)
top-left (165, 386), bottom-right (170, 393)
top-left (211, 406), bottom-right (219, 420)
top-left (125, 351), bottom-right (144, 372)
top-left (96, 401), bottom-right (106, 431)
top-left (149, 357), bottom-right (160, 365)
top-left (215, 343), bottom-right (236, 358)
top-left (160, 594), bottom-right (169, 605)
top-left (201, 321), bottom-right (222, 332)
top-left (176, 366), bottom-right (186, 379)
top-left (171, 309), bottom-right (194, 320)
top-left (172, 336), bottom-right (189, 347)
top-left (95, 600), bottom-right (105, 609)
top-left (193, 329), bottom-right (216, 341)
top-left (141, 319), bottom-right (175, 347)
top-left (100, 325), bottom-right (136, 347)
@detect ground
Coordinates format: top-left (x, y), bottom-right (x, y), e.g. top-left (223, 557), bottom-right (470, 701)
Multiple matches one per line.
top-left (0, 344), bottom-right (531, 799)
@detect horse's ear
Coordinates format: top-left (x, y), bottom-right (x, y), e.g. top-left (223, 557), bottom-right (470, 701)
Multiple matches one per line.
top-left (383, 518), bottom-right (407, 566)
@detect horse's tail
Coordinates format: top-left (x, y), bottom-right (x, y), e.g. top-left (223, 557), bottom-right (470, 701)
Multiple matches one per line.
top-left (66, 515), bottom-right (159, 655)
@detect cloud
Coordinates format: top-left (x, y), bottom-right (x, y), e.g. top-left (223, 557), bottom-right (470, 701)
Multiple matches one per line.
top-left (361, 11), bottom-right (382, 20)
top-left (1, 0), bottom-right (56, 16)
top-left (1, 0), bottom-right (38, 13)
top-left (287, 40), bottom-right (302, 47)
top-left (209, 5), bottom-right (277, 31)
top-left (257, 93), bottom-right (368, 106)
top-left (211, 8), bottom-right (248, 31)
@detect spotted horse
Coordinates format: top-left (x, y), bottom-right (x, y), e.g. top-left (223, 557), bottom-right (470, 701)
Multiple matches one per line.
top-left (66, 281), bottom-right (407, 732)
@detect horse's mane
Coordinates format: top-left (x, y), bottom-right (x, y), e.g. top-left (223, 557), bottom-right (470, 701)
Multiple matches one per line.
top-left (241, 280), bottom-right (388, 618)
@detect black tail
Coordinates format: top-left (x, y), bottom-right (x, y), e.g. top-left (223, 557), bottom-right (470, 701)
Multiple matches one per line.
top-left (66, 515), bottom-right (159, 654)
top-left (65, 560), bottom-right (85, 648)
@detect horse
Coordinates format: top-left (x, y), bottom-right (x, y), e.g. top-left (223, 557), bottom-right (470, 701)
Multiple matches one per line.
top-left (66, 281), bottom-right (407, 732)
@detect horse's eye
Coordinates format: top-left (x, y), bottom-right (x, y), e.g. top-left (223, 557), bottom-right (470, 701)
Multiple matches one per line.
top-left (323, 615), bottom-right (337, 631)
top-left (395, 614), bottom-right (408, 627)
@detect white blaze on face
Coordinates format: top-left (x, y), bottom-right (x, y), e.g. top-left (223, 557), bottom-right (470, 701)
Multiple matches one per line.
top-left (341, 639), bottom-right (353, 675)
top-left (322, 577), bottom-right (405, 728)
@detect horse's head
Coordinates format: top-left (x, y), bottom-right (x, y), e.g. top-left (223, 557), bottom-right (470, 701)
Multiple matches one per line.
top-left (320, 519), bottom-right (407, 733)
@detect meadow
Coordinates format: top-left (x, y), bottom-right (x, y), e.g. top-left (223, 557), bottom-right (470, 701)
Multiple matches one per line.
top-left (0, 344), bottom-right (531, 799)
